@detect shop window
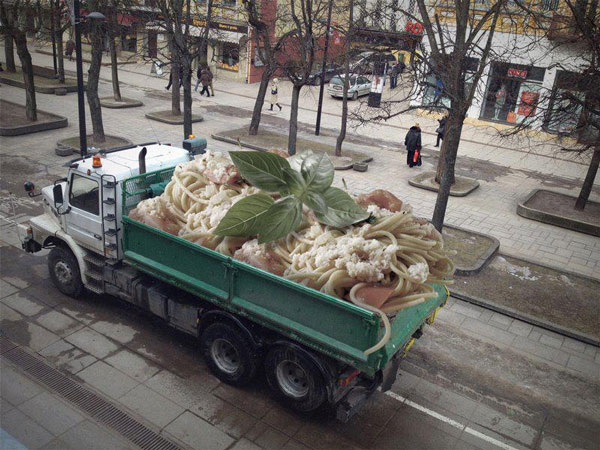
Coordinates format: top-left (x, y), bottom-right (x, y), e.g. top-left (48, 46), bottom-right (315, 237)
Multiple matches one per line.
top-left (217, 43), bottom-right (239, 71)
top-left (121, 28), bottom-right (137, 53)
top-left (481, 62), bottom-right (545, 124)
top-left (422, 57), bottom-right (478, 108)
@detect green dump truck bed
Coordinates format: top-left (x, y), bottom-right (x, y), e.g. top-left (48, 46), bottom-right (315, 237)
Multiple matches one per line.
top-left (121, 168), bottom-right (448, 378)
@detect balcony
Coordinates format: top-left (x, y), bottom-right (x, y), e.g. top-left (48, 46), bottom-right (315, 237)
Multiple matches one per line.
top-left (547, 13), bottom-right (581, 42)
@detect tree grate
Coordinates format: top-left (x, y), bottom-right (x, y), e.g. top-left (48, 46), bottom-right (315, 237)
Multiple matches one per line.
top-left (0, 336), bottom-right (184, 450)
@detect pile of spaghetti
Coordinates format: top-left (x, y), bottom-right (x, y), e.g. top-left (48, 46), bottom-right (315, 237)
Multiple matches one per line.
top-left (130, 151), bottom-right (454, 354)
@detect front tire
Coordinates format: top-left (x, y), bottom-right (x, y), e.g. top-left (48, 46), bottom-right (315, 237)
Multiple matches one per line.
top-left (200, 322), bottom-right (259, 386)
top-left (265, 344), bottom-right (327, 412)
top-left (48, 246), bottom-right (83, 298)
top-left (352, 91), bottom-right (358, 101)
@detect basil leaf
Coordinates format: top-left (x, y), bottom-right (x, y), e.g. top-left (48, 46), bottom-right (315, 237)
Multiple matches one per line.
top-left (303, 191), bottom-right (327, 214)
top-left (301, 152), bottom-right (334, 193)
top-left (282, 167), bottom-right (307, 197)
top-left (230, 151), bottom-right (291, 192)
top-left (314, 187), bottom-right (370, 227)
top-left (214, 194), bottom-right (274, 236)
top-left (257, 196), bottom-right (303, 244)
top-left (288, 150), bottom-right (314, 172)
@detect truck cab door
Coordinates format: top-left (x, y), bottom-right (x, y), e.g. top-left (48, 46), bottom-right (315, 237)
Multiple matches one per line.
top-left (64, 172), bottom-right (104, 254)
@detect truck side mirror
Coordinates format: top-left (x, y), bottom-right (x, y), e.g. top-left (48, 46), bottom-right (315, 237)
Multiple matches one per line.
top-left (53, 184), bottom-right (64, 208)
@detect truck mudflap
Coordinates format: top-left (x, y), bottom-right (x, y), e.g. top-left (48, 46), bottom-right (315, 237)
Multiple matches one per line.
top-left (336, 371), bottom-right (383, 422)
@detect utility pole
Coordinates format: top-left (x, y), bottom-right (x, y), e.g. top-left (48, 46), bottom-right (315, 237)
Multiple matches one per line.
top-left (315, 0), bottom-right (333, 136)
top-left (74, 0), bottom-right (87, 157)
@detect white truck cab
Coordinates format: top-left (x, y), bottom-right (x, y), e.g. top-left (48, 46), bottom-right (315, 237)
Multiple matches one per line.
top-left (22, 142), bottom-right (194, 296)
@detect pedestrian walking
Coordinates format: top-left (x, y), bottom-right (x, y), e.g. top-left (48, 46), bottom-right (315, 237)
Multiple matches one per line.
top-left (269, 78), bottom-right (282, 111)
top-left (166, 66), bottom-right (183, 91)
top-left (206, 66), bottom-right (214, 96)
top-left (199, 67), bottom-right (212, 97)
top-left (65, 39), bottom-right (75, 61)
top-left (389, 63), bottom-right (398, 89)
top-left (404, 123), bottom-right (422, 168)
top-left (435, 114), bottom-right (448, 147)
top-left (194, 66), bottom-right (202, 92)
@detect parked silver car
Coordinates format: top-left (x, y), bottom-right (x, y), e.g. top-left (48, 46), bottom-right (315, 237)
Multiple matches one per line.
top-left (327, 74), bottom-right (371, 100)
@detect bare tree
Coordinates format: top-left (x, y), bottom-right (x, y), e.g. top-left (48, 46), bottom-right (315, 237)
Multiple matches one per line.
top-left (4, 33), bottom-right (16, 72)
top-left (85, 0), bottom-right (106, 143)
top-left (335, 0), bottom-right (354, 156)
top-left (0, 0), bottom-right (41, 121)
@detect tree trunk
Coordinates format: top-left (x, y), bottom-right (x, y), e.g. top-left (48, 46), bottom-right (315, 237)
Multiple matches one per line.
top-left (183, 61), bottom-right (192, 138)
top-left (288, 84), bottom-right (301, 155)
top-left (335, 0), bottom-right (353, 156)
top-left (171, 59), bottom-right (181, 115)
top-left (54, 0), bottom-right (64, 83)
top-left (109, 35), bottom-right (122, 101)
top-left (86, 22), bottom-right (105, 143)
top-left (431, 112), bottom-right (465, 231)
top-left (434, 113), bottom-right (459, 186)
top-left (5, 34), bottom-right (16, 72)
top-left (249, 69), bottom-right (272, 135)
top-left (575, 147), bottom-right (600, 210)
top-left (14, 32), bottom-right (37, 121)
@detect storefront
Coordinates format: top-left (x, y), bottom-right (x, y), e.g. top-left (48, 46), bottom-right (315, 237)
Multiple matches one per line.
top-left (480, 62), bottom-right (545, 124)
top-left (421, 57), bottom-right (479, 108)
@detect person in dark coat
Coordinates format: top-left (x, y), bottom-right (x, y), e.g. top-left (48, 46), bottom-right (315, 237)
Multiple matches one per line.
top-left (65, 39), bottom-right (75, 61)
top-left (404, 123), bottom-right (422, 168)
top-left (199, 67), bottom-right (212, 97)
top-left (166, 66), bottom-right (183, 90)
top-left (435, 115), bottom-right (448, 147)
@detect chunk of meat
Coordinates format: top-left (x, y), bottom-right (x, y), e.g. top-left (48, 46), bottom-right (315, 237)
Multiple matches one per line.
top-left (354, 285), bottom-right (395, 308)
top-left (233, 239), bottom-right (286, 276)
top-left (205, 164), bottom-right (241, 185)
top-left (129, 197), bottom-right (181, 235)
top-left (357, 190), bottom-right (403, 212)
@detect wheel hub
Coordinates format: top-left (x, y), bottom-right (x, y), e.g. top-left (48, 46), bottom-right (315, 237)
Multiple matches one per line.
top-left (211, 338), bottom-right (240, 374)
top-left (54, 260), bottom-right (73, 285)
top-left (276, 360), bottom-right (309, 398)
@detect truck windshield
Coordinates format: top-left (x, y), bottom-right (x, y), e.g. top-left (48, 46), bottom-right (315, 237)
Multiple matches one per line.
top-left (70, 174), bottom-right (99, 215)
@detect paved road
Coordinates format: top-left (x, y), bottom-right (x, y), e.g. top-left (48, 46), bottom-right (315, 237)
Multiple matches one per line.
top-left (0, 50), bottom-right (599, 450)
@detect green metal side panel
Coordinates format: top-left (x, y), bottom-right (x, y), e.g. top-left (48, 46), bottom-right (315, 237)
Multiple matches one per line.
top-left (121, 169), bottom-right (449, 377)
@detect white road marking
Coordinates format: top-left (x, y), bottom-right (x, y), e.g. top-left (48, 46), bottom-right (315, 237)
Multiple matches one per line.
top-left (384, 390), bottom-right (522, 450)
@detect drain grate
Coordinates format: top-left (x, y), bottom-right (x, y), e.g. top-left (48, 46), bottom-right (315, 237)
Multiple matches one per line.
top-left (0, 336), bottom-right (184, 450)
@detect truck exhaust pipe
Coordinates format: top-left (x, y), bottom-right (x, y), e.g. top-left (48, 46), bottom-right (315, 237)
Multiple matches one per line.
top-left (139, 147), bottom-right (147, 174)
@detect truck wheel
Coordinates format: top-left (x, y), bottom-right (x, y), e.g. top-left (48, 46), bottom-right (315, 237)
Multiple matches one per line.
top-left (48, 246), bottom-right (83, 298)
top-left (200, 322), bottom-right (258, 386)
top-left (265, 345), bottom-right (327, 412)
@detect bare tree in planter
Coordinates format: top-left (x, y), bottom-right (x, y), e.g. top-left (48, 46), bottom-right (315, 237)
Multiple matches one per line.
top-left (52, 0), bottom-right (71, 84)
top-left (505, 0), bottom-right (599, 211)
top-left (243, 0), bottom-right (292, 136)
top-left (335, 0), bottom-right (354, 156)
top-left (279, 0), bottom-right (329, 155)
top-left (85, 0), bottom-right (106, 143)
top-left (0, 0), bottom-right (42, 121)
top-left (4, 33), bottom-right (16, 72)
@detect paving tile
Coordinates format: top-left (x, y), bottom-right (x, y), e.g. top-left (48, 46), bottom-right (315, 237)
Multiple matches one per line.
top-left (566, 354), bottom-right (600, 378)
top-left (104, 349), bottom-right (160, 382)
top-left (144, 369), bottom-right (220, 410)
top-left (452, 303), bottom-right (483, 320)
top-left (164, 411), bottom-right (234, 450)
top-left (191, 392), bottom-right (258, 439)
top-left (40, 420), bottom-right (133, 450)
top-left (0, 279), bottom-right (20, 298)
top-left (212, 383), bottom-right (272, 419)
top-left (0, 292), bottom-right (47, 316)
top-left (38, 339), bottom-right (97, 374)
top-left (506, 320), bottom-right (533, 337)
top-left (64, 327), bottom-right (119, 359)
top-left (512, 338), bottom-right (570, 367)
top-left (437, 309), bottom-right (467, 327)
top-left (468, 404), bottom-right (538, 447)
top-left (1, 408), bottom-right (54, 449)
top-left (229, 438), bottom-right (263, 450)
top-left (489, 312), bottom-right (513, 326)
top-left (76, 360), bottom-right (138, 400)
top-left (35, 310), bottom-right (84, 337)
top-left (19, 392), bottom-right (85, 435)
top-left (461, 318), bottom-right (516, 346)
top-left (118, 384), bottom-right (184, 428)
top-left (460, 424), bottom-right (530, 450)
top-left (246, 422), bottom-right (290, 449)
top-left (262, 403), bottom-right (306, 437)
top-left (539, 334), bottom-right (564, 349)
top-left (89, 320), bottom-right (139, 344)
top-left (0, 365), bottom-right (44, 406)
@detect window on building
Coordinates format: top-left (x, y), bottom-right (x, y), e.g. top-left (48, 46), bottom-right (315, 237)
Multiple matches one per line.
top-left (121, 28), bottom-right (137, 53)
top-left (481, 62), bottom-right (545, 123)
top-left (217, 43), bottom-right (239, 71)
top-left (70, 174), bottom-right (99, 215)
top-left (422, 57), bottom-right (478, 108)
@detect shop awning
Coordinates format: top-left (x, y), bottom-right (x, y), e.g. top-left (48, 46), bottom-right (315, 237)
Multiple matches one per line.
top-left (117, 14), bottom-right (141, 26)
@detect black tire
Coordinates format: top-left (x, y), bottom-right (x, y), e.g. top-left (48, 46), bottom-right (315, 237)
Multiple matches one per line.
top-left (352, 91), bottom-right (358, 101)
top-left (264, 344), bottom-right (327, 412)
top-left (200, 322), bottom-right (259, 386)
top-left (48, 246), bottom-right (83, 298)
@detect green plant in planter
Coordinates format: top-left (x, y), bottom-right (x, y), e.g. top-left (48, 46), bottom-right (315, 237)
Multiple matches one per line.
top-left (214, 151), bottom-right (369, 243)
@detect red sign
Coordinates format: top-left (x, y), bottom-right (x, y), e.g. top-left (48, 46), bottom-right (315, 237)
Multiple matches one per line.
top-left (405, 22), bottom-right (424, 34)
top-left (507, 68), bottom-right (528, 79)
top-left (518, 91), bottom-right (539, 116)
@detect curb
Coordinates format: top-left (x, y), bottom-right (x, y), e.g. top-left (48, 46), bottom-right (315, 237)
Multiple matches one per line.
top-left (55, 135), bottom-right (133, 155)
top-left (517, 188), bottom-right (600, 237)
top-left (0, 74), bottom-right (79, 94)
top-left (444, 224), bottom-right (499, 276)
top-left (408, 171), bottom-right (480, 197)
top-left (100, 97), bottom-right (144, 109)
top-left (0, 100), bottom-right (69, 136)
top-left (211, 133), bottom-right (374, 170)
top-left (145, 111), bottom-right (204, 124)
top-left (450, 288), bottom-right (600, 347)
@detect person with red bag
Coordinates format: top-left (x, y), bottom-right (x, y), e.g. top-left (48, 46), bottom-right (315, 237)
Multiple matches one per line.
top-left (404, 123), bottom-right (422, 168)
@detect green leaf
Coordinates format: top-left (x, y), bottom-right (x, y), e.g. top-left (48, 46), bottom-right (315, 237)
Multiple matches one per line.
top-left (301, 153), bottom-right (334, 193)
top-left (288, 150), bottom-right (314, 172)
top-left (314, 187), bottom-right (370, 227)
top-left (257, 196), bottom-right (303, 244)
top-left (303, 191), bottom-right (327, 214)
top-left (230, 151), bottom-right (291, 192)
top-left (214, 194), bottom-right (274, 236)
top-left (282, 167), bottom-right (307, 197)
